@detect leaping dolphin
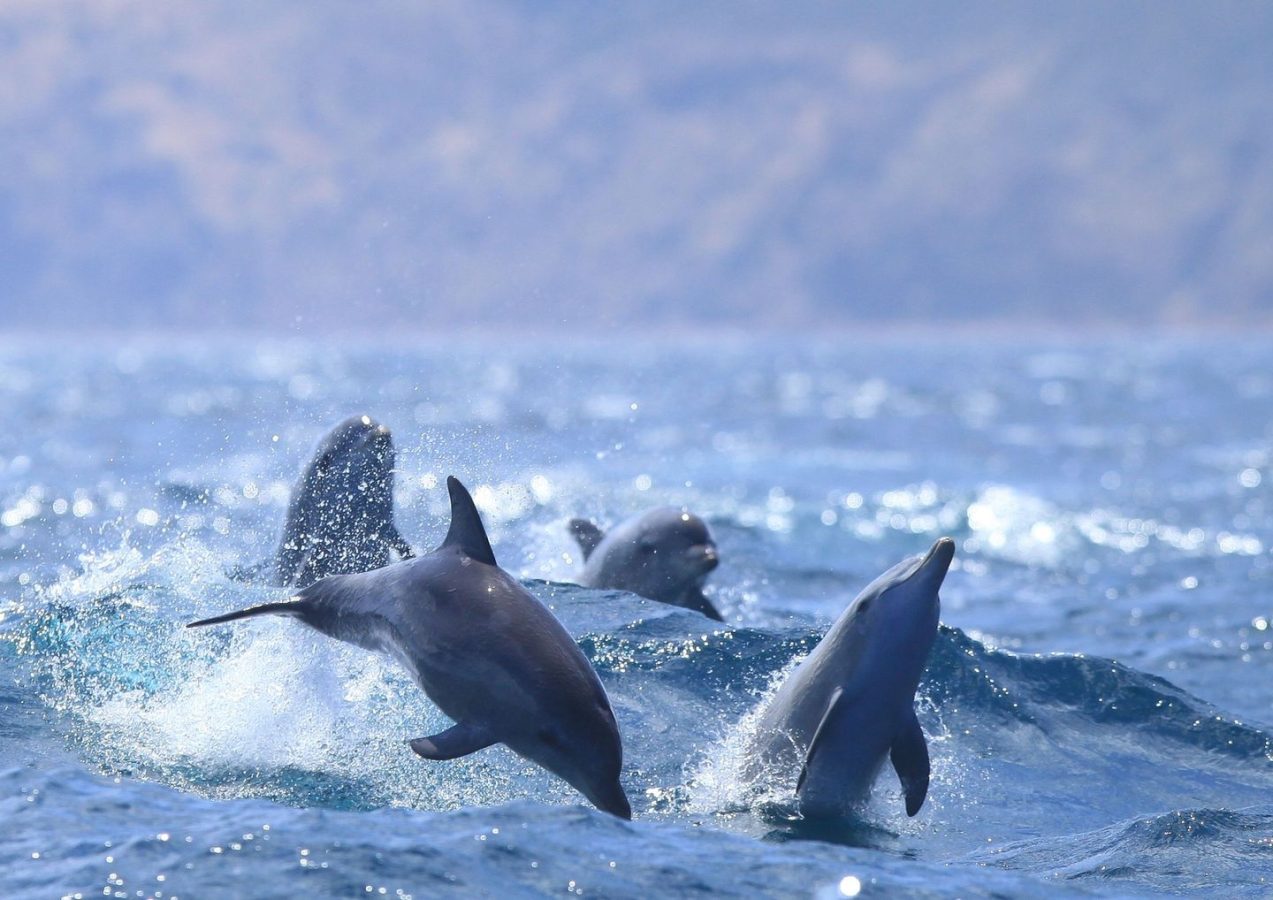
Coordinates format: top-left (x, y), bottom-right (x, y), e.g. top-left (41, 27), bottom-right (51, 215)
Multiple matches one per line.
top-left (190, 476), bottom-right (631, 819)
top-left (569, 508), bottom-right (723, 620)
top-left (273, 415), bottom-right (414, 587)
top-left (745, 537), bottom-right (954, 819)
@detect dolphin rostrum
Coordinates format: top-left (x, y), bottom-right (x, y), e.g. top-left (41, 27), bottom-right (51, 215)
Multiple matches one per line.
top-left (190, 476), bottom-right (631, 819)
top-left (745, 537), bottom-right (954, 819)
top-left (569, 508), bottom-right (723, 620)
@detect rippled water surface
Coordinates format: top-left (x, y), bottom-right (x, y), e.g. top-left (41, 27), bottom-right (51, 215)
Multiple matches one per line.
top-left (2, 336), bottom-right (1271, 898)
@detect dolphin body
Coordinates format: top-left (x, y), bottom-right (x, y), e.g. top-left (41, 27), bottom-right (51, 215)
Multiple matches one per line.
top-left (569, 508), bottom-right (723, 621)
top-left (273, 415), bottom-right (414, 587)
top-left (190, 476), bottom-right (631, 819)
top-left (746, 538), bottom-right (954, 820)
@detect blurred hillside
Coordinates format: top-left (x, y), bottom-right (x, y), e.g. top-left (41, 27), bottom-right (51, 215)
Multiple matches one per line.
top-left (1, 1), bottom-right (1271, 331)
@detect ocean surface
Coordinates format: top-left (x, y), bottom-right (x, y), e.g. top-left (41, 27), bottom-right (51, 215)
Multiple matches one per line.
top-left (2, 336), bottom-right (1271, 899)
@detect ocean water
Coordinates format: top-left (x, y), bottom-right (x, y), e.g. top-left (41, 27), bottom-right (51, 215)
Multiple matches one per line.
top-left (2, 336), bottom-right (1271, 899)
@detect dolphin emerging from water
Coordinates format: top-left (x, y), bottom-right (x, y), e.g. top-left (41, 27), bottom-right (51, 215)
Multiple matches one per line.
top-left (745, 537), bottom-right (954, 819)
top-left (190, 476), bottom-right (631, 819)
top-left (569, 508), bottom-right (723, 620)
top-left (273, 415), bottom-right (414, 587)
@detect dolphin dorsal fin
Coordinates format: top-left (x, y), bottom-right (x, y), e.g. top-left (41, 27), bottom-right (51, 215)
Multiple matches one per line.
top-left (568, 518), bottom-right (605, 560)
top-left (440, 476), bottom-right (497, 565)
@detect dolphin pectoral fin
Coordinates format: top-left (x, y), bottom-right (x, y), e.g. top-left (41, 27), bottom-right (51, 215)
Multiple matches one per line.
top-left (890, 708), bottom-right (930, 817)
top-left (409, 722), bottom-right (498, 761)
top-left (439, 477), bottom-right (497, 566)
top-left (796, 688), bottom-right (845, 795)
top-left (568, 519), bottom-right (605, 561)
top-left (682, 587), bottom-right (724, 622)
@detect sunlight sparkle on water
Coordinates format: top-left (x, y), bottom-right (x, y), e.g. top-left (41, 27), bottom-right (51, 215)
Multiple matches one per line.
top-left (1029, 522), bottom-right (1056, 544)
top-left (473, 482), bottom-right (534, 521)
top-left (1, 495), bottom-right (41, 527)
top-left (838, 875), bottom-right (862, 896)
top-left (529, 474), bottom-right (553, 504)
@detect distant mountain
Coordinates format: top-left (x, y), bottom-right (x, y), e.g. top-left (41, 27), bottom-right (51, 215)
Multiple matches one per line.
top-left (1, 1), bottom-right (1270, 331)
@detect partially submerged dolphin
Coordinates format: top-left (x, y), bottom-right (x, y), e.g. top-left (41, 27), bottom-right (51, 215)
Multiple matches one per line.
top-left (569, 508), bottom-right (723, 620)
top-left (745, 538), bottom-right (954, 819)
top-left (274, 415), bottom-right (414, 587)
top-left (190, 476), bottom-right (631, 819)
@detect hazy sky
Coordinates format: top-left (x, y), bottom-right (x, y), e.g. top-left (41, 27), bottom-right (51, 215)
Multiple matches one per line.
top-left (1, 1), bottom-right (1271, 333)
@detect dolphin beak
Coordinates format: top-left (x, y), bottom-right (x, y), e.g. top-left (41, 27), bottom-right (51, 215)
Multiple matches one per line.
top-left (917, 537), bottom-right (956, 588)
top-left (691, 544), bottom-right (719, 573)
top-left (589, 779), bottom-right (633, 820)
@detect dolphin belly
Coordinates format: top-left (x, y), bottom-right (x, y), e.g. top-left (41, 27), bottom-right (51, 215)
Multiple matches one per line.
top-left (794, 688), bottom-right (898, 818)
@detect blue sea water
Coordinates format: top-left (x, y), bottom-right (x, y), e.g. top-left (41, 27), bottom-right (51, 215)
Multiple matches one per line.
top-left (1, 336), bottom-right (1271, 899)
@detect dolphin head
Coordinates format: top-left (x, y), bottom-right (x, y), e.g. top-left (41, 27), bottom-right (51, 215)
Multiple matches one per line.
top-left (305, 414), bottom-right (397, 508)
top-left (632, 507), bottom-right (720, 587)
top-left (513, 701), bottom-right (632, 820)
top-left (843, 537), bottom-right (953, 669)
top-left (277, 415), bottom-right (403, 584)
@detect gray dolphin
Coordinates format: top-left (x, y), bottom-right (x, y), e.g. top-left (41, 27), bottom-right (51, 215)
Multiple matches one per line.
top-left (569, 508), bottom-right (723, 621)
top-left (190, 476), bottom-right (631, 819)
top-left (274, 415), bottom-right (414, 587)
top-left (745, 537), bottom-right (954, 819)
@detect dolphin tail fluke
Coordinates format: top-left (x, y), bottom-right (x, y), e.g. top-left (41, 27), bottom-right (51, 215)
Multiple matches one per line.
top-left (568, 519), bottom-right (605, 560)
top-left (387, 524), bottom-right (415, 560)
top-left (890, 707), bottom-right (930, 817)
top-left (226, 558), bottom-right (274, 584)
top-left (186, 599), bottom-right (309, 628)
